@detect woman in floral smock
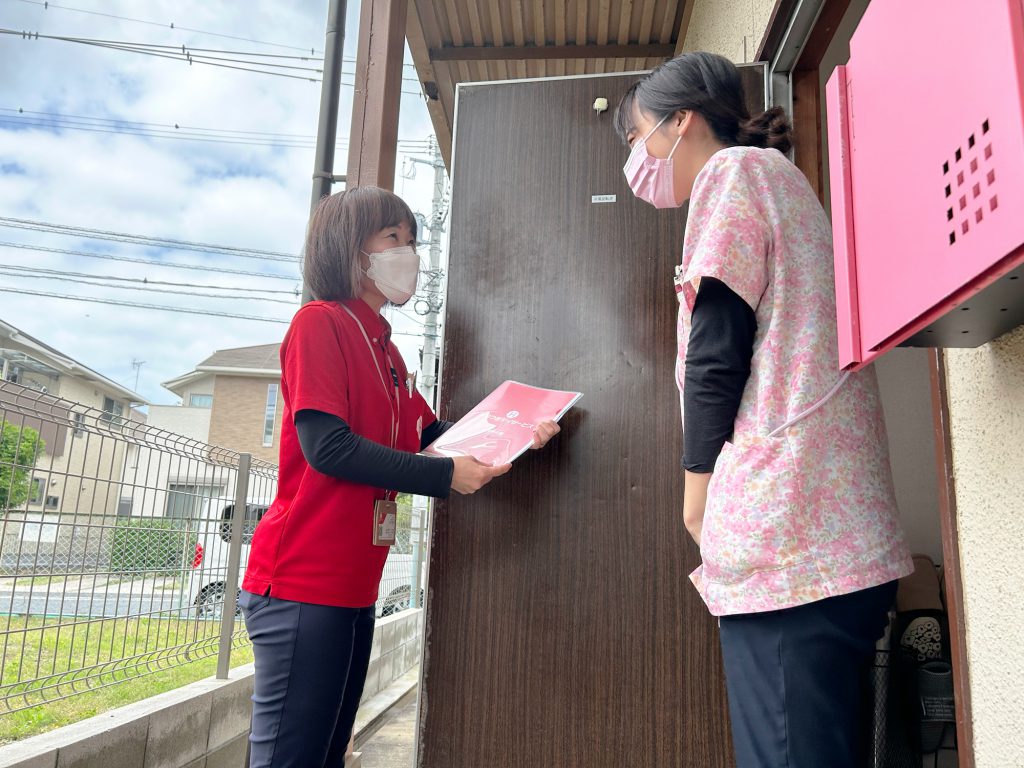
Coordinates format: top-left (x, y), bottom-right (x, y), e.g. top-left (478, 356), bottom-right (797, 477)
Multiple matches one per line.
top-left (617, 52), bottom-right (912, 767)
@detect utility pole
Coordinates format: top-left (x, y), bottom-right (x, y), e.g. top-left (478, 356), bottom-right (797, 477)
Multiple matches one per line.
top-left (419, 137), bottom-right (447, 407)
top-left (410, 137), bottom-right (446, 611)
top-left (302, 0), bottom-right (348, 305)
top-left (131, 359), bottom-right (146, 391)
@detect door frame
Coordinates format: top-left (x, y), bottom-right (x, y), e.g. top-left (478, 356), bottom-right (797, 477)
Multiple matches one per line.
top-left (758, 3), bottom-right (975, 765)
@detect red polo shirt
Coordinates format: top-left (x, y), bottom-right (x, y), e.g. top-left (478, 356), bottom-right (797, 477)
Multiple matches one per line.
top-left (242, 298), bottom-right (437, 608)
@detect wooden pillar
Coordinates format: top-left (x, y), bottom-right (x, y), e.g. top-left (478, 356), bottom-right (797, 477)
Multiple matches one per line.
top-left (346, 0), bottom-right (408, 189)
top-left (791, 67), bottom-right (822, 201)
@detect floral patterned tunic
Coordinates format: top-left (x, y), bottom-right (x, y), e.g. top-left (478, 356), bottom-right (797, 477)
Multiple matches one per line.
top-left (677, 146), bottom-right (913, 617)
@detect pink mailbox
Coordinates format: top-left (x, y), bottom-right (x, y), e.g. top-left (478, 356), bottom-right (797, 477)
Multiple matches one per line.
top-left (826, 0), bottom-right (1024, 370)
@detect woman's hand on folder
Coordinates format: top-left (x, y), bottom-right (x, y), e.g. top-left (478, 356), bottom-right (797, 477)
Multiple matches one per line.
top-left (451, 456), bottom-right (512, 495)
top-left (531, 420), bottom-right (561, 450)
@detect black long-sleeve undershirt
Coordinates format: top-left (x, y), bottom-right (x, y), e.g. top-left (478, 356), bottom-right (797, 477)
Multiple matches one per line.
top-left (295, 409), bottom-right (455, 498)
top-left (682, 277), bottom-right (758, 473)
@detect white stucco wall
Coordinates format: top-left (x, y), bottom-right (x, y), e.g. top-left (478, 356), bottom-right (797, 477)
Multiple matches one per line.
top-left (943, 328), bottom-right (1024, 767)
top-left (146, 405), bottom-right (212, 442)
top-left (874, 349), bottom-right (943, 561)
top-left (680, 0), bottom-right (778, 62)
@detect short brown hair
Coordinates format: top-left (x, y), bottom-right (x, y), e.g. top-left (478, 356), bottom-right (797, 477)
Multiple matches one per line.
top-left (302, 186), bottom-right (418, 302)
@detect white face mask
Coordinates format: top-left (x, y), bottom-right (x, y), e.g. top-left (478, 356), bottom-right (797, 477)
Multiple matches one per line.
top-left (362, 245), bottom-right (419, 305)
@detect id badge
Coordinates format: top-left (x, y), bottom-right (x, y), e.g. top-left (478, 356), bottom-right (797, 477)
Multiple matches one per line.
top-left (372, 499), bottom-right (397, 547)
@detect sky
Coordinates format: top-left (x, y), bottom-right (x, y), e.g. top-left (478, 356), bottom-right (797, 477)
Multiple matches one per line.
top-left (0, 0), bottom-right (446, 406)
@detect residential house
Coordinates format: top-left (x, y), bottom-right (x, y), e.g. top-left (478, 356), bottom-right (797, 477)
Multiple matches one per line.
top-left (0, 318), bottom-right (145, 568)
top-left (125, 344), bottom-right (283, 522)
top-left (159, 343), bottom-right (283, 464)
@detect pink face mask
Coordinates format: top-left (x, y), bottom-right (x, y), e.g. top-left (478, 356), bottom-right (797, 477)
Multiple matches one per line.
top-left (622, 115), bottom-right (683, 209)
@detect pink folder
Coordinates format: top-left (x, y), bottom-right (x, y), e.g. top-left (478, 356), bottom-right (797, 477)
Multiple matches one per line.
top-left (423, 380), bottom-right (582, 466)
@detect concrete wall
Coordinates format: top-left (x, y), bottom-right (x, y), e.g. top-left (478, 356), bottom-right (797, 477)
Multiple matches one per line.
top-left (0, 609), bottom-right (424, 768)
top-left (363, 609), bottom-right (423, 705)
top-left (944, 328), bottom-right (1024, 767)
top-left (207, 377), bottom-right (283, 465)
top-left (0, 664), bottom-right (253, 768)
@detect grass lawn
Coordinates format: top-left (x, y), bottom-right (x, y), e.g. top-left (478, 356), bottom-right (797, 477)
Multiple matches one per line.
top-left (0, 615), bottom-right (253, 744)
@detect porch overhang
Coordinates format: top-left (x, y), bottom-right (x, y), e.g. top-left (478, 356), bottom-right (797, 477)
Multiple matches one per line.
top-left (405, 1), bottom-right (697, 167)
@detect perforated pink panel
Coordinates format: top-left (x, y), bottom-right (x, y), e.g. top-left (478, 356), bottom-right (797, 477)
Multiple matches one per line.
top-left (826, 0), bottom-right (1024, 369)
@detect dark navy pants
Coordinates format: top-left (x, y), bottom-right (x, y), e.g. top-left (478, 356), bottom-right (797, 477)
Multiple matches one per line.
top-left (718, 581), bottom-right (897, 768)
top-left (239, 590), bottom-right (375, 768)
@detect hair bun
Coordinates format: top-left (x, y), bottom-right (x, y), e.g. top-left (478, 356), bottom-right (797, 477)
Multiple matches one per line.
top-left (737, 106), bottom-right (793, 154)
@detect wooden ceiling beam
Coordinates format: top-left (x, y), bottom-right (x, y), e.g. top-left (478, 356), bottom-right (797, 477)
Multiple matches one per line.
top-left (674, 0), bottom-right (696, 54)
top-left (429, 42), bottom-right (675, 60)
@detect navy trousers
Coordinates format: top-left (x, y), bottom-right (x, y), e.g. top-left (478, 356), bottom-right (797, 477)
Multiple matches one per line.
top-left (718, 581), bottom-right (897, 768)
top-left (239, 590), bottom-right (375, 768)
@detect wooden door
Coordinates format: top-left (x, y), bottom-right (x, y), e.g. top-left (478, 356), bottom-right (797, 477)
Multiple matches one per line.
top-left (417, 73), bottom-right (733, 768)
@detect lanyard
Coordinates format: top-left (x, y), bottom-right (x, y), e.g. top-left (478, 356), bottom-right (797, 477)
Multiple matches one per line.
top-left (340, 304), bottom-right (401, 497)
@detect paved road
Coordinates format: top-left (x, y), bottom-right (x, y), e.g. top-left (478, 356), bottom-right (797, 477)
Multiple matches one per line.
top-left (0, 588), bottom-right (193, 618)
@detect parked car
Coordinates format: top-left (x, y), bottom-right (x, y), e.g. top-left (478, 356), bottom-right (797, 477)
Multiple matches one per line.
top-left (185, 502), bottom-right (424, 619)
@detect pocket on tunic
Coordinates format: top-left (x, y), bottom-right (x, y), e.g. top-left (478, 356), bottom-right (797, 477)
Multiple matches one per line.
top-left (699, 436), bottom-right (810, 586)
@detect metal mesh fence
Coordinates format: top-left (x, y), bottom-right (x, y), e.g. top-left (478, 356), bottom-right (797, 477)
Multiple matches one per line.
top-left (0, 379), bottom-right (427, 715)
top-left (378, 497), bottom-right (428, 616)
top-left (0, 380), bottom-right (274, 714)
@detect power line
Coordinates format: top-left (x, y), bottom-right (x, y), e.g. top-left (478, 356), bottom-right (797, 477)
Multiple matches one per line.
top-left (0, 262), bottom-right (299, 294)
top-left (0, 118), bottom-right (434, 150)
top-left (0, 29), bottom-right (324, 82)
top-left (0, 269), bottom-right (300, 304)
top-left (0, 286), bottom-right (291, 324)
top-left (2, 29), bottom-right (428, 91)
top-left (31, 39), bottom-right (326, 61)
top-left (0, 216), bottom-right (300, 262)
top-left (0, 113), bottom-right (434, 150)
top-left (0, 285), bottom-right (428, 337)
top-left (0, 241), bottom-right (298, 281)
top-left (8, 0), bottom-right (324, 55)
top-left (0, 109), bottom-right (436, 148)
top-left (8, 0), bottom-right (420, 69)
top-left (0, 35), bottom-right (420, 81)
top-left (0, 117), bottom-right (323, 149)
top-left (0, 108), bottom-right (437, 143)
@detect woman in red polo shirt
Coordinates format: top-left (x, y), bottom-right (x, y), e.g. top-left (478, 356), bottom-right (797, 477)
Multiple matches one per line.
top-left (240, 186), bottom-right (560, 768)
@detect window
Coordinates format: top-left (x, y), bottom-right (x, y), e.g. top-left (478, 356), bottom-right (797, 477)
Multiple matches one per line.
top-left (29, 478), bottom-right (45, 505)
top-left (100, 396), bottom-right (124, 427)
top-left (164, 483), bottom-right (225, 519)
top-left (44, 495), bottom-right (59, 509)
top-left (72, 412), bottom-right (85, 436)
top-left (189, 393), bottom-right (213, 408)
top-left (262, 384), bottom-right (279, 447)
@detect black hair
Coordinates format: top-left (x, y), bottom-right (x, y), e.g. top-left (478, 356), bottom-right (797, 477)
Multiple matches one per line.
top-left (614, 51), bottom-right (792, 155)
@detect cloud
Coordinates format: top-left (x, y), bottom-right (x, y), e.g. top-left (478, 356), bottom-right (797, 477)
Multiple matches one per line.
top-left (0, 0), bottom-right (445, 407)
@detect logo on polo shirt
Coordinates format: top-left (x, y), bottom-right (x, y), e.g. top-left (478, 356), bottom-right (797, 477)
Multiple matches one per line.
top-left (506, 410), bottom-right (519, 419)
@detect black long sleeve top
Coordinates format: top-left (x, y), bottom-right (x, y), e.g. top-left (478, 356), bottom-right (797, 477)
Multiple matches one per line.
top-left (295, 409), bottom-right (456, 498)
top-left (682, 277), bottom-right (758, 473)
